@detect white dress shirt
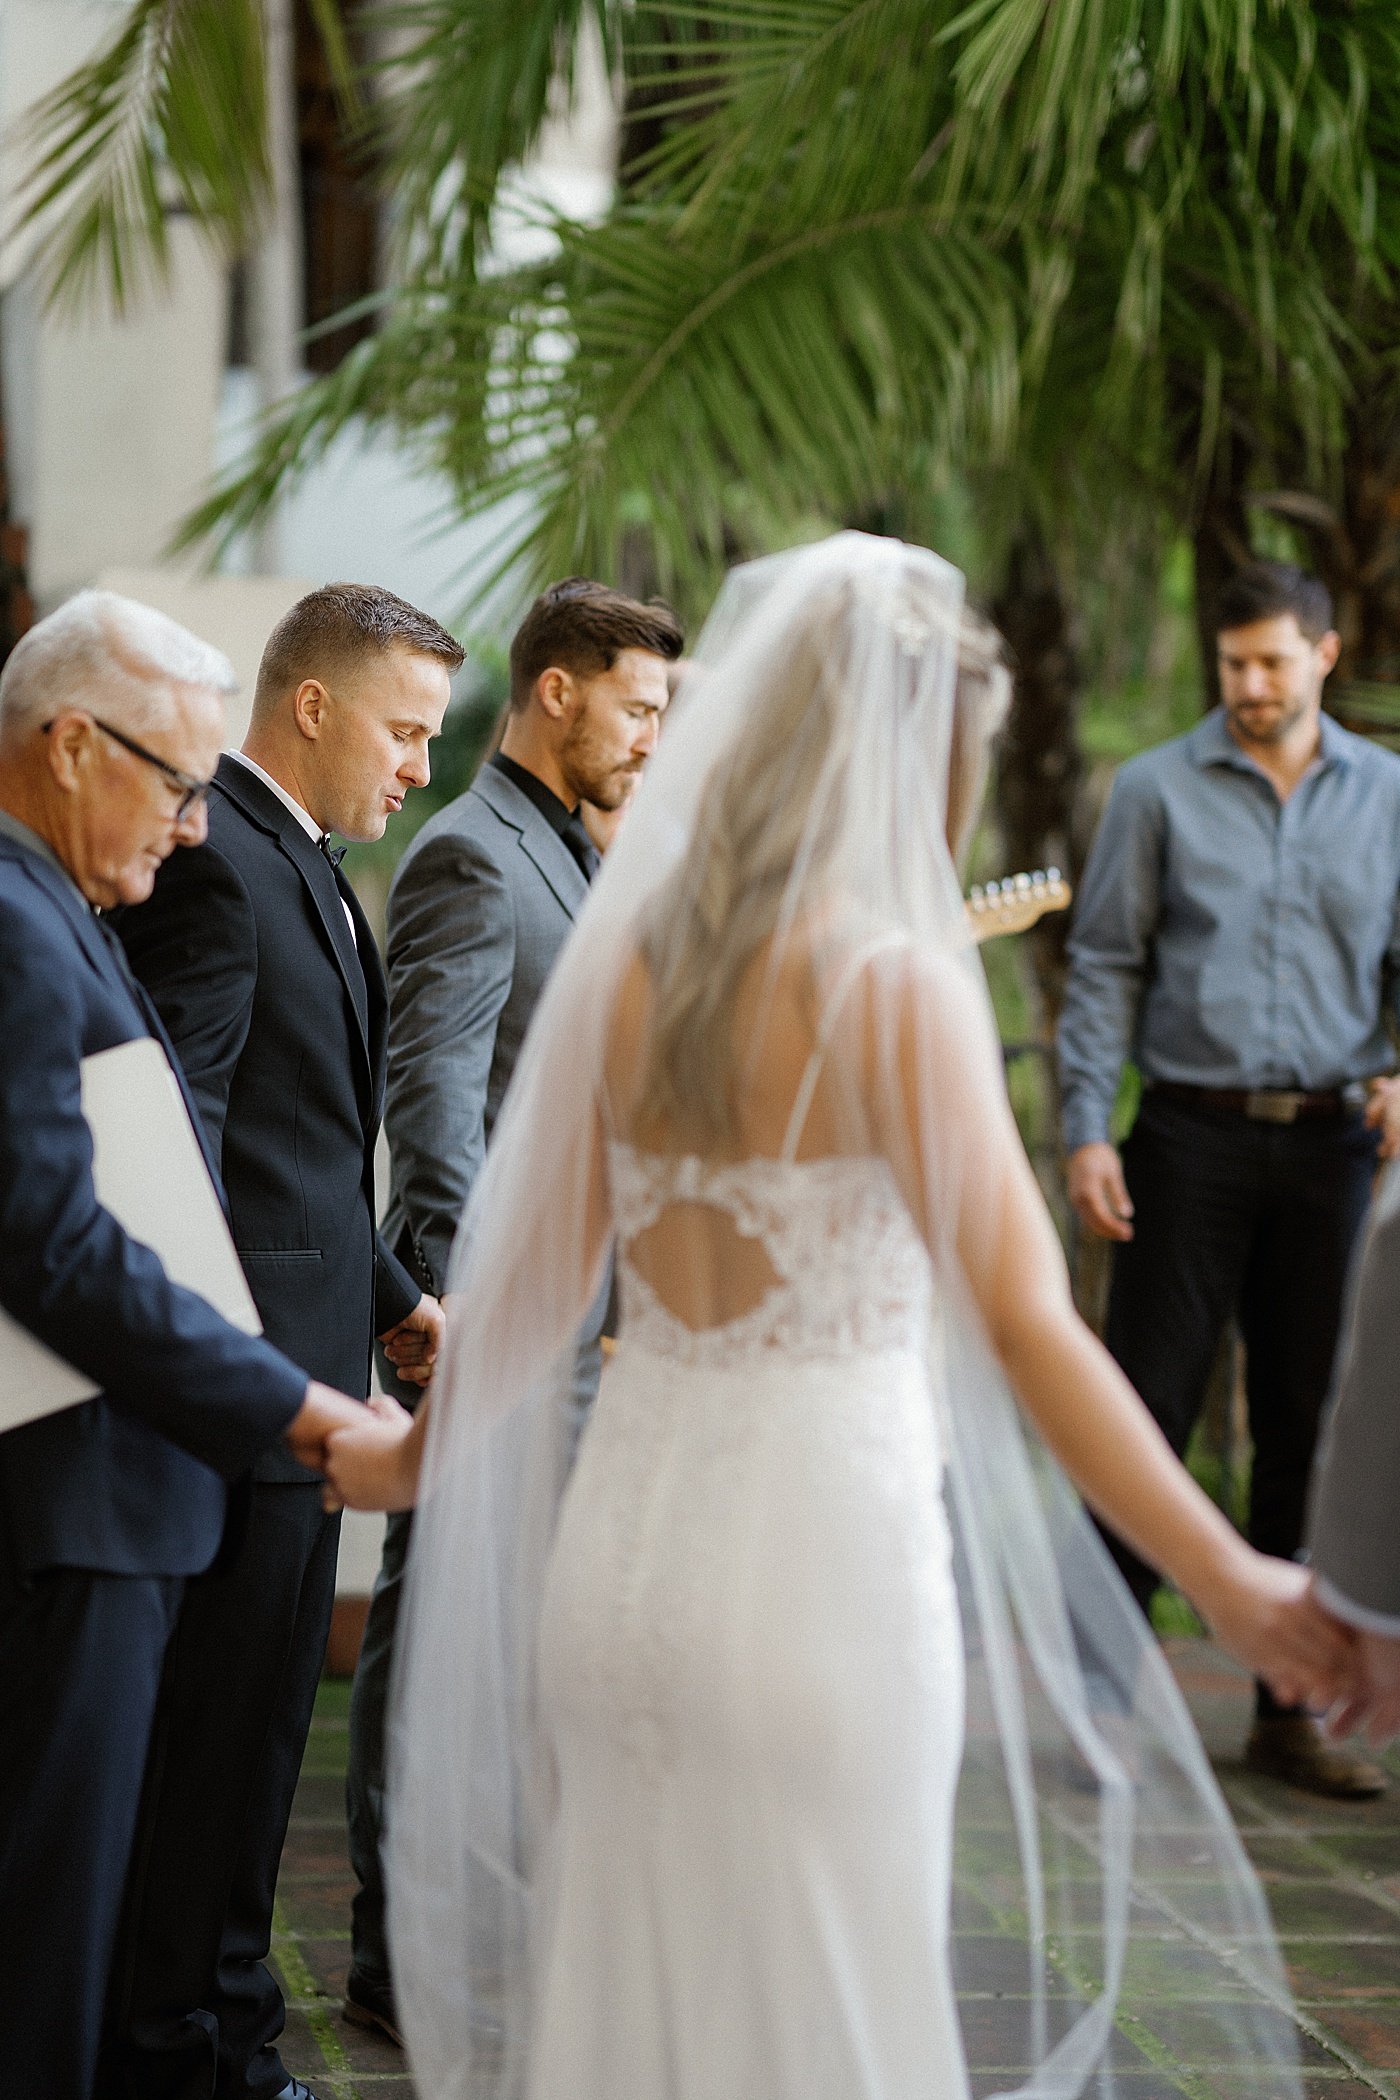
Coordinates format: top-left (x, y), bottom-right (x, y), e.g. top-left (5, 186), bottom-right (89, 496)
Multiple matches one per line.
top-left (226, 752), bottom-right (356, 940)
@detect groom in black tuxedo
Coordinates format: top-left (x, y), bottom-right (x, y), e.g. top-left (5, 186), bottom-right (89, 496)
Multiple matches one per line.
top-left (108, 584), bottom-right (460, 2100)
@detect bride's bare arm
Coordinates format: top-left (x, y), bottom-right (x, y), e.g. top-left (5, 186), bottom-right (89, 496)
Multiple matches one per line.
top-left (878, 951), bottom-right (1353, 1706)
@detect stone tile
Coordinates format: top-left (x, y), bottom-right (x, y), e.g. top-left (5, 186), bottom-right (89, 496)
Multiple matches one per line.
top-left (958, 1996), bottom-right (1155, 2072)
top-left (1299, 1832), bottom-right (1400, 1877)
top-left (1263, 1880), bottom-right (1400, 1937)
top-left (1311, 2004), bottom-right (1400, 2069)
top-left (1209, 2079), bottom-right (1395, 2100)
top-left (297, 1933), bottom-right (353, 1998)
top-left (951, 1883), bottom-right (1005, 1931)
top-left (292, 1771), bottom-right (347, 1821)
top-left (1283, 1939), bottom-right (1400, 1999)
top-left (971, 2073), bottom-right (1192, 2098)
top-left (334, 2006), bottom-right (409, 2077)
top-left (274, 1651), bottom-right (1400, 2096)
top-left (950, 1933), bottom-right (1043, 1996)
top-left (1122, 2002), bottom-right (1338, 2069)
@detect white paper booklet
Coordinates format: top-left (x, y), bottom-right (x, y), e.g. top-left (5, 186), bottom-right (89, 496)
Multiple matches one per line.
top-left (0, 1036), bottom-right (261, 1435)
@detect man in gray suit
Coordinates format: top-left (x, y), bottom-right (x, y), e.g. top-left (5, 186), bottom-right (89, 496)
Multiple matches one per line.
top-left (342, 578), bottom-right (683, 2043)
top-left (1308, 1170), bottom-right (1400, 1742)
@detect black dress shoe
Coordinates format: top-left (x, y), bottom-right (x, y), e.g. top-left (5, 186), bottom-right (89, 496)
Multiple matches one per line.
top-left (1244, 1714), bottom-right (1388, 1799)
top-left (343, 1969), bottom-right (405, 2049)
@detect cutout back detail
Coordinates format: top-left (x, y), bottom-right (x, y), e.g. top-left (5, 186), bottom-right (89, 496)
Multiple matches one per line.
top-left (608, 1146), bottom-right (934, 1371)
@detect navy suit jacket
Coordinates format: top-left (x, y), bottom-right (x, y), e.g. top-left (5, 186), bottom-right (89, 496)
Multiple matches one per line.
top-left (0, 827), bottom-right (307, 1578)
top-left (114, 758), bottom-right (418, 1483)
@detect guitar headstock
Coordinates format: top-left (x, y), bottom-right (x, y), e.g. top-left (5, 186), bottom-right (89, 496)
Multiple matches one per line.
top-left (966, 868), bottom-right (1072, 944)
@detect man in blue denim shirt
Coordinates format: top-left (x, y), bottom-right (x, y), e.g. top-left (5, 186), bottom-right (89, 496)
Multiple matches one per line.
top-left (1059, 560), bottom-right (1400, 1796)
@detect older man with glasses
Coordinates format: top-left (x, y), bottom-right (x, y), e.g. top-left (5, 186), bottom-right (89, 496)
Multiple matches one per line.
top-left (0, 591), bottom-right (369, 2100)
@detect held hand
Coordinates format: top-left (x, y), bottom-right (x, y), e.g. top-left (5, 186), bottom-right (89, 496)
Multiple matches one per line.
top-left (1066, 1143), bottom-right (1135, 1242)
top-left (379, 1292), bottom-right (446, 1388)
top-left (1198, 1550), bottom-right (1357, 1713)
top-left (283, 1380), bottom-right (371, 1475)
top-left (323, 1390), bottom-right (420, 1513)
top-left (1324, 1627), bottom-right (1400, 1746)
top-left (1363, 1076), bottom-right (1400, 1162)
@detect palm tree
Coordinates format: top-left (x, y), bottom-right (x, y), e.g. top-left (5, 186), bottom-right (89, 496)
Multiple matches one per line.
top-left (17, 2), bottom-right (1400, 830)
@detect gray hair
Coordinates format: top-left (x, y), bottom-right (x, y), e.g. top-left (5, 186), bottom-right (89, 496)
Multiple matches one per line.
top-left (0, 590), bottom-right (237, 743)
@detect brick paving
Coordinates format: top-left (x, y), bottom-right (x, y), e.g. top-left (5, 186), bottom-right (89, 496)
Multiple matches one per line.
top-left (275, 1643), bottom-right (1400, 2098)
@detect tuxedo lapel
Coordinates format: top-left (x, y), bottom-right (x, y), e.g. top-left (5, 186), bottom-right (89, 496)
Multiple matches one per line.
top-left (214, 759), bottom-right (373, 1077)
top-left (279, 820), bottom-right (372, 1047)
top-left (342, 877), bottom-right (390, 1117)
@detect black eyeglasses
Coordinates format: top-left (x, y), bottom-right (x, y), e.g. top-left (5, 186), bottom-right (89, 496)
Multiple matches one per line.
top-left (45, 715), bottom-right (213, 821)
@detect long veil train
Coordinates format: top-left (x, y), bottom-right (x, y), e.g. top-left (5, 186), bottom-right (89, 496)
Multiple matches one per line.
top-left (386, 532), bottom-right (1304, 2100)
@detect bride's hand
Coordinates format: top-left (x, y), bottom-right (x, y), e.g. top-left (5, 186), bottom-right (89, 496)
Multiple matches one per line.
top-left (1195, 1546), bottom-right (1357, 1711)
top-left (323, 1390), bottom-right (420, 1513)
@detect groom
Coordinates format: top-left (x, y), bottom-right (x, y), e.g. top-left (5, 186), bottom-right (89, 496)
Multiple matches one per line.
top-left (343, 577), bottom-right (682, 2043)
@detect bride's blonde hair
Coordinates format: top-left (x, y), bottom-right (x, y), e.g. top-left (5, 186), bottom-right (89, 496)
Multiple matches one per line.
top-left (637, 588), bottom-right (1010, 1143)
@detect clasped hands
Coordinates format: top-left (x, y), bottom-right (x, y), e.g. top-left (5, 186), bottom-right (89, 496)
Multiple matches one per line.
top-left (284, 1292), bottom-right (442, 1510)
top-left (1313, 1601), bottom-right (1400, 1746)
top-left (1218, 1554), bottom-right (1400, 1747)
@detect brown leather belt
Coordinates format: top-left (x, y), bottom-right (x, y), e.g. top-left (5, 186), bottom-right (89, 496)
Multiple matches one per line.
top-left (1148, 1080), bottom-right (1351, 1125)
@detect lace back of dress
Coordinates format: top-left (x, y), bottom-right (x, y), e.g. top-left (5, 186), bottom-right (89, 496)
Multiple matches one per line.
top-left (609, 935), bottom-right (931, 1370)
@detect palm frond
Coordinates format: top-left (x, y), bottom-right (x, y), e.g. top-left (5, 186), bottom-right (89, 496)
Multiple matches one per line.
top-left (11, 0), bottom-right (364, 315)
top-left (12, 0), bottom-right (271, 312)
top-left (363, 0), bottom-right (624, 272)
top-left (177, 197), bottom-right (1032, 613)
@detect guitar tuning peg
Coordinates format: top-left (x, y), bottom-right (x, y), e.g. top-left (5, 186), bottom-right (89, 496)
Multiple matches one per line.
top-left (969, 885), bottom-right (984, 904)
top-left (1014, 872), bottom-right (1031, 892)
top-left (1046, 866), bottom-right (1061, 885)
top-left (985, 879), bottom-right (1000, 897)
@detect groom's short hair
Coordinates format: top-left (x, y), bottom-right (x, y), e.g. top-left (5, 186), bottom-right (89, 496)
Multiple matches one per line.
top-left (509, 579), bottom-right (684, 711)
top-left (253, 582), bottom-right (464, 719)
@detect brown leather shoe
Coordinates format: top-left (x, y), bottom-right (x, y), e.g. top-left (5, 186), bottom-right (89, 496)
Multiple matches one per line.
top-left (1244, 1714), bottom-right (1388, 1799)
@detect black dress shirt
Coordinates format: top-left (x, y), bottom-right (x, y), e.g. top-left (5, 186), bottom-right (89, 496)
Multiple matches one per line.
top-left (490, 752), bottom-right (599, 881)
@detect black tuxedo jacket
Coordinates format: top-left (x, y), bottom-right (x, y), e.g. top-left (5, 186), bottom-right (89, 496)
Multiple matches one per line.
top-left (0, 828), bottom-right (306, 1576)
top-left (114, 757), bottom-right (419, 1483)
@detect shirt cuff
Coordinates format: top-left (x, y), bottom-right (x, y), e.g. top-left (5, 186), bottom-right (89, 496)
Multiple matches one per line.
top-left (1313, 1574), bottom-right (1400, 1639)
top-left (1061, 1097), bottom-right (1113, 1153)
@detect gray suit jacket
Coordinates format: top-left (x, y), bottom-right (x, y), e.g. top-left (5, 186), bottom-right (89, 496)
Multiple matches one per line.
top-left (382, 763), bottom-right (590, 1297)
top-left (1308, 1162), bottom-right (1400, 1628)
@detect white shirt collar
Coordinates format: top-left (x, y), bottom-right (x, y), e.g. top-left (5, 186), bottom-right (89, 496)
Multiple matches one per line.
top-left (228, 751), bottom-right (322, 844)
top-left (226, 752), bottom-right (357, 941)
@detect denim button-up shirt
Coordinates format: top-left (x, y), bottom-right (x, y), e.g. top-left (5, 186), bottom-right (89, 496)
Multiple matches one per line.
top-left (1058, 708), bottom-right (1400, 1151)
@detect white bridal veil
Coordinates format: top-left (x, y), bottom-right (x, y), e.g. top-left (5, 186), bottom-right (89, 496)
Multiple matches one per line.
top-left (387, 533), bottom-right (1305, 2100)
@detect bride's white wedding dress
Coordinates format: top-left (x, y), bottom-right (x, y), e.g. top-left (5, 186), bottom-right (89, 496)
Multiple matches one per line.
top-left (388, 536), bottom-right (1309, 2100)
top-left (529, 1115), bottom-right (969, 2098)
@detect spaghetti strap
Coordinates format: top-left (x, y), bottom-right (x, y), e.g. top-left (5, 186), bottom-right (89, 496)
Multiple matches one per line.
top-left (779, 932), bottom-right (908, 1161)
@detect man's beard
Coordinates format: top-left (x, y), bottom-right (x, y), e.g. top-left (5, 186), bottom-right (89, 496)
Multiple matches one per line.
top-left (1227, 694), bottom-right (1310, 746)
top-left (560, 721), bottom-right (639, 810)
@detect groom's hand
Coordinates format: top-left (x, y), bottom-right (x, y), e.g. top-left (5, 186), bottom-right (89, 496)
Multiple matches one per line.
top-left (379, 1292), bottom-right (445, 1387)
top-left (284, 1380), bottom-right (369, 1474)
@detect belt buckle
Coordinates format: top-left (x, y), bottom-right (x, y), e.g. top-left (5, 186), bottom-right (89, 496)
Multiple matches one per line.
top-left (1245, 1090), bottom-right (1303, 1124)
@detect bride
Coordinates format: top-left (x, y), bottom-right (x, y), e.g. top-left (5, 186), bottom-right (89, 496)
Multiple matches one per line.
top-left (327, 534), bottom-right (1350, 2100)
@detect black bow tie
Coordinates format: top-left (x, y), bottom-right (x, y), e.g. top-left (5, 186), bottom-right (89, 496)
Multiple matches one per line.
top-left (319, 834), bottom-right (347, 871)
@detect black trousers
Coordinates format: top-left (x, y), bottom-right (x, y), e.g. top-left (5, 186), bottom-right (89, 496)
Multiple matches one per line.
top-left (105, 1484), bottom-right (341, 2100)
top-left (1101, 1094), bottom-right (1376, 1674)
top-left (0, 1554), bottom-right (181, 2100)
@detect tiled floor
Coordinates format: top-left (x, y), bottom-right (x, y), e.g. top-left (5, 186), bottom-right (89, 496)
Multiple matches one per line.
top-left (276, 1643), bottom-right (1400, 2098)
